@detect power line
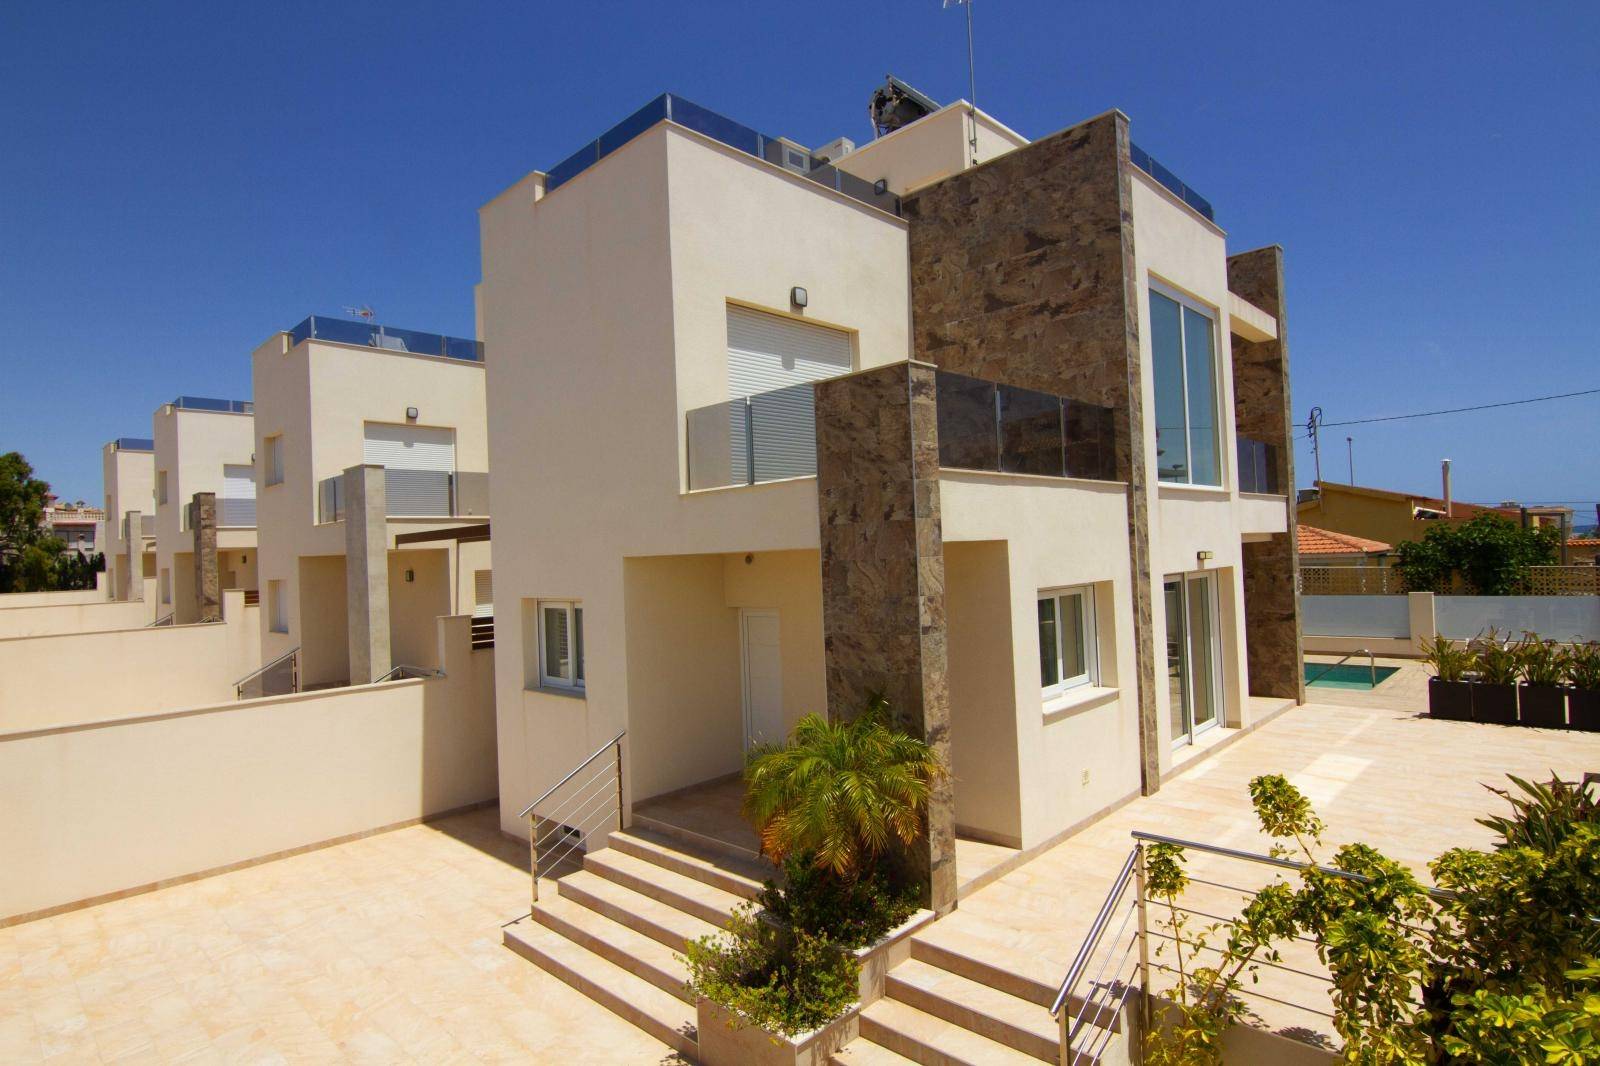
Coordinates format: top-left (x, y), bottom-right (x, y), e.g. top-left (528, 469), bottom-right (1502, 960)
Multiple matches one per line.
top-left (1302, 387), bottom-right (1600, 429)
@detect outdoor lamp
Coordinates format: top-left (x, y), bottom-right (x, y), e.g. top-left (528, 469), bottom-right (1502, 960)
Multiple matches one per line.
top-left (790, 286), bottom-right (808, 309)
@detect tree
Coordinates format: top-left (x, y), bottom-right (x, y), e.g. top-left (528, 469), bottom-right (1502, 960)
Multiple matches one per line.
top-left (0, 452), bottom-right (61, 593)
top-left (742, 694), bottom-right (944, 879)
top-left (1394, 512), bottom-right (1560, 595)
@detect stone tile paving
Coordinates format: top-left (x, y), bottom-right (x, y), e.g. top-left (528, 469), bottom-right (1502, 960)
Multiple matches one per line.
top-left (0, 808), bottom-right (683, 1065)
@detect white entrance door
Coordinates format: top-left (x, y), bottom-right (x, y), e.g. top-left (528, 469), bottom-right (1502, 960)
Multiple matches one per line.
top-left (740, 609), bottom-right (784, 752)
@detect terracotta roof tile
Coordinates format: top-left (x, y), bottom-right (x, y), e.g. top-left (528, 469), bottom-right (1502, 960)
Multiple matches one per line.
top-left (1297, 524), bottom-right (1392, 556)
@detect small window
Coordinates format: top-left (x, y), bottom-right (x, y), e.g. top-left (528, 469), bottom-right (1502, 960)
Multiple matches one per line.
top-left (157, 470), bottom-right (169, 505)
top-left (160, 569), bottom-right (171, 605)
top-left (538, 600), bottom-right (585, 690)
top-left (268, 580), bottom-right (288, 633)
top-left (1038, 586), bottom-right (1097, 696)
top-left (264, 436), bottom-right (285, 486)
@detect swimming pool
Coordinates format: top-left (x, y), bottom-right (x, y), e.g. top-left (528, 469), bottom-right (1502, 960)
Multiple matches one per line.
top-left (1303, 662), bottom-right (1400, 690)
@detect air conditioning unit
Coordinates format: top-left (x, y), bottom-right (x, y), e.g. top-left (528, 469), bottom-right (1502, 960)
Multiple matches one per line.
top-left (813, 137), bottom-right (856, 164)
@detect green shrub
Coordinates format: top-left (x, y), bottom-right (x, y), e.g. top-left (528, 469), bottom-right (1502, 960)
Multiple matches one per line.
top-left (759, 853), bottom-right (920, 951)
top-left (1471, 628), bottom-right (1521, 685)
top-left (1569, 643), bottom-right (1600, 691)
top-left (682, 902), bottom-right (859, 1038)
top-left (1420, 634), bottom-right (1476, 682)
top-left (1517, 634), bottom-right (1571, 687)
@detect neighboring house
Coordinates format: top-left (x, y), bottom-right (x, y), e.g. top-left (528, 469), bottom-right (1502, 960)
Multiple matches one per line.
top-left (478, 91), bottom-right (1299, 905)
top-left (1299, 480), bottom-right (1576, 555)
top-left (1296, 524), bottom-right (1392, 566)
top-left (151, 396), bottom-right (258, 622)
top-left (251, 316), bottom-right (491, 688)
top-left (101, 437), bottom-right (157, 606)
top-left (1569, 538), bottom-right (1600, 565)
top-left (42, 499), bottom-right (104, 557)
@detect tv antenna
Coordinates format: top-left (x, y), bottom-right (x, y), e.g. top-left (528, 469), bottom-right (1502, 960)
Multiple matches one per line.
top-left (343, 305), bottom-right (376, 323)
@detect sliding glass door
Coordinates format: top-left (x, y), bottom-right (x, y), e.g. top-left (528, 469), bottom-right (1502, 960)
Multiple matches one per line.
top-left (1164, 573), bottom-right (1221, 746)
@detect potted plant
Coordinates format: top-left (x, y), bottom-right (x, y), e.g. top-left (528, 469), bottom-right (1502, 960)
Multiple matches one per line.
top-left (1516, 633), bottom-right (1569, 729)
top-left (683, 697), bottom-right (945, 1066)
top-left (1568, 642), bottom-right (1600, 732)
top-left (1469, 629), bottom-right (1519, 725)
top-left (1421, 634), bottom-right (1475, 721)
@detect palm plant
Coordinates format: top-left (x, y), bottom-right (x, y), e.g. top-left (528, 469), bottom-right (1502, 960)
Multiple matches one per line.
top-left (743, 695), bottom-right (945, 879)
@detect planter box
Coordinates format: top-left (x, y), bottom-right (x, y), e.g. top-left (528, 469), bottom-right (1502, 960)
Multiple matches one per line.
top-left (1519, 685), bottom-right (1567, 729)
top-left (696, 909), bottom-right (934, 1066)
top-left (697, 998), bottom-right (857, 1066)
top-left (1472, 682), bottom-right (1518, 725)
top-left (1428, 678), bottom-right (1473, 721)
top-left (1570, 689), bottom-right (1600, 732)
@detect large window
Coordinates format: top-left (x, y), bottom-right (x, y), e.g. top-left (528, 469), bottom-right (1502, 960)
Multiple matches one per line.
top-left (1038, 586), bottom-right (1097, 696)
top-left (538, 600), bottom-right (585, 690)
top-left (1150, 285), bottom-right (1220, 486)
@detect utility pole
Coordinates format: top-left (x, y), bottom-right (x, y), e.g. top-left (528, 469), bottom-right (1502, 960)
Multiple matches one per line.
top-left (1307, 407), bottom-right (1324, 485)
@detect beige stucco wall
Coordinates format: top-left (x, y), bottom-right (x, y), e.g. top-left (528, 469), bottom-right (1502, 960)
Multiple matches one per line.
top-left (0, 600), bottom-right (152, 639)
top-left (1130, 170), bottom-right (1273, 767)
top-left (481, 120), bottom-right (911, 835)
top-left (0, 588), bottom-right (107, 610)
top-left (101, 442), bottom-right (154, 601)
top-left (251, 331), bottom-right (489, 678)
top-left (0, 615), bottom-right (497, 924)
top-left (297, 554), bottom-right (349, 687)
top-left (834, 102), bottom-right (1028, 196)
top-left (388, 548), bottom-right (451, 670)
top-left (941, 473), bottom-right (1142, 848)
top-left (0, 590), bottom-right (259, 733)
top-left (152, 404), bottom-right (257, 622)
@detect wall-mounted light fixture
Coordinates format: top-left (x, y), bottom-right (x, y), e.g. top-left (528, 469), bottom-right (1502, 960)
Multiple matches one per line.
top-left (873, 178), bottom-right (888, 196)
top-left (405, 406), bottom-right (419, 421)
top-left (790, 286), bottom-right (808, 310)
top-left (1197, 550), bottom-right (1214, 567)
top-left (404, 569), bottom-right (415, 583)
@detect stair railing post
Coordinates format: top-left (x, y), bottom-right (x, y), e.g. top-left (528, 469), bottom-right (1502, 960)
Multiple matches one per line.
top-left (614, 739), bottom-right (624, 832)
top-left (530, 815), bottom-right (540, 905)
top-left (1134, 842), bottom-right (1151, 1044)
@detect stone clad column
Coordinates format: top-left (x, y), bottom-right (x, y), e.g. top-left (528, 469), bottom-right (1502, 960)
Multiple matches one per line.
top-left (815, 362), bottom-right (955, 914)
top-left (344, 464), bottom-right (391, 685)
top-left (1228, 246), bottom-right (1304, 703)
top-left (190, 493), bottom-right (220, 622)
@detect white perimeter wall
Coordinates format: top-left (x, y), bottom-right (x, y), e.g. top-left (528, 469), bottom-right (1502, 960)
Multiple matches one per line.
top-left (0, 615), bottom-right (496, 924)
top-left (0, 600), bottom-right (153, 639)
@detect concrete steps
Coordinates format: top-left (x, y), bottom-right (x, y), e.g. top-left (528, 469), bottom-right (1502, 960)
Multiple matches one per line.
top-left (503, 917), bottom-right (697, 1057)
top-left (583, 847), bottom-right (749, 927)
top-left (856, 997), bottom-right (1043, 1066)
top-left (884, 959), bottom-right (1060, 1061)
top-left (608, 825), bottom-right (770, 900)
top-left (552, 868), bottom-right (719, 952)
top-left (527, 891), bottom-right (693, 1001)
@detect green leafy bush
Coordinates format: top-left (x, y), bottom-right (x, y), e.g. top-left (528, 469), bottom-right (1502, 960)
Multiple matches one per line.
top-left (1420, 634), bottom-right (1476, 682)
top-left (759, 853), bottom-right (920, 951)
top-left (1569, 643), bottom-right (1600, 691)
top-left (1146, 772), bottom-right (1600, 1063)
top-left (1471, 628), bottom-right (1521, 685)
top-left (682, 902), bottom-right (859, 1038)
top-left (1394, 512), bottom-right (1560, 595)
top-left (1518, 634), bottom-right (1572, 687)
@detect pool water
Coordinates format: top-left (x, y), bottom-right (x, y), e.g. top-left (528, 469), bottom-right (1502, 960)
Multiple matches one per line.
top-left (1303, 662), bottom-right (1400, 690)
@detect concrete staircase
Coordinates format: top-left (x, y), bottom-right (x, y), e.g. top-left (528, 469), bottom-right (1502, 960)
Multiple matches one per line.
top-left (501, 823), bottom-right (771, 1060)
top-left (830, 928), bottom-right (1131, 1066)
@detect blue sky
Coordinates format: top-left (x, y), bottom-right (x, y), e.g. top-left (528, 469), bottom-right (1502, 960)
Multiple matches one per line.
top-left (3, 1), bottom-right (1596, 523)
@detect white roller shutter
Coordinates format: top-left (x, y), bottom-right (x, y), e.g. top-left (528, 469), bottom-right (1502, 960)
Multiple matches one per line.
top-left (220, 464), bottom-right (256, 527)
top-left (726, 305), bottom-right (852, 396)
top-left (473, 570), bottom-right (493, 618)
top-left (726, 306), bottom-right (850, 483)
top-left (363, 424), bottom-right (455, 517)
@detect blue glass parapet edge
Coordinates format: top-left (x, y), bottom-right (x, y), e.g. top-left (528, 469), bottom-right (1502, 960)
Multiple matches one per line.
top-left (287, 315), bottom-right (484, 363)
top-left (174, 396), bottom-right (253, 414)
top-left (1130, 143), bottom-right (1215, 222)
top-left (114, 437), bottom-right (155, 451)
top-left (545, 92), bottom-right (902, 217)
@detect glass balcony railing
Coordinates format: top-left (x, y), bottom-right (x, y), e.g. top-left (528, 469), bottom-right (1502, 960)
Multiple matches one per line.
top-left (317, 469), bottom-right (489, 522)
top-left (1129, 143), bottom-right (1215, 222)
top-left (174, 396), bottom-right (253, 415)
top-left (114, 437), bottom-right (154, 451)
top-left (546, 93), bottom-right (902, 216)
top-left (218, 498), bottom-right (257, 528)
top-left (288, 316), bottom-right (484, 363)
top-left (1237, 437), bottom-right (1281, 495)
top-left (935, 372), bottom-right (1118, 482)
top-left (685, 370), bottom-right (1120, 492)
top-left (687, 383), bottom-right (818, 491)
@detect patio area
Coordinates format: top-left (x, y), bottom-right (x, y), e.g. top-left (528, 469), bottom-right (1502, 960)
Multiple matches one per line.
top-left (0, 807), bottom-right (683, 1064)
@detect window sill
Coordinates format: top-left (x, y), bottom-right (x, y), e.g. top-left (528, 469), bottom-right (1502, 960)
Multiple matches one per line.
top-left (1157, 482), bottom-right (1229, 498)
top-left (526, 684), bottom-right (587, 702)
top-left (1042, 685), bottom-right (1120, 721)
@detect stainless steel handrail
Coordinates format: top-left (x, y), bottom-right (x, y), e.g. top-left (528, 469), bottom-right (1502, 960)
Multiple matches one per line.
top-left (146, 612), bottom-right (174, 627)
top-left (1050, 846), bottom-right (1138, 1016)
top-left (235, 646), bottom-right (298, 688)
top-left (519, 731), bottom-right (626, 818)
top-left (1128, 830), bottom-right (1456, 901)
top-left (374, 663), bottom-right (443, 683)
